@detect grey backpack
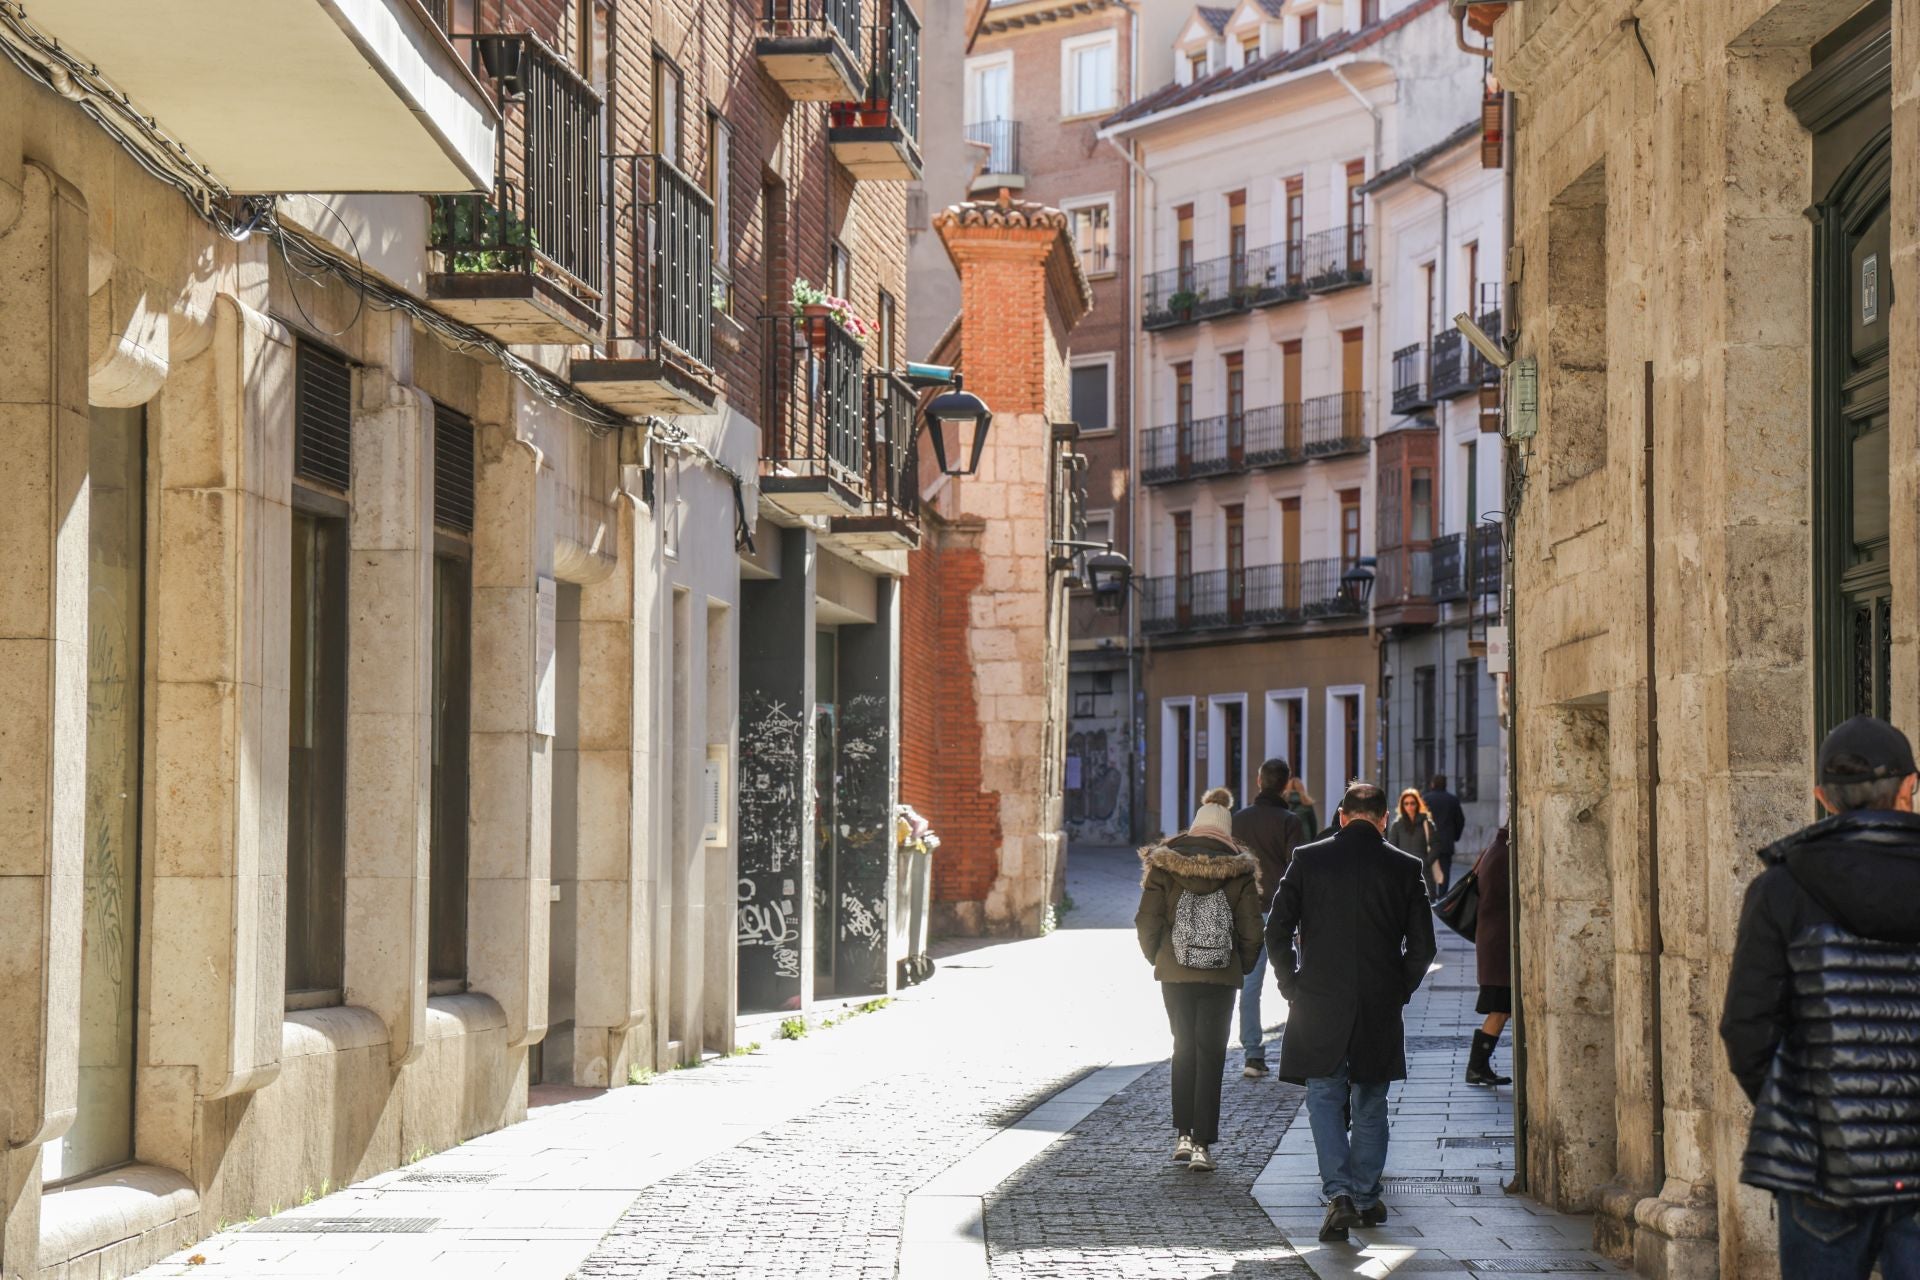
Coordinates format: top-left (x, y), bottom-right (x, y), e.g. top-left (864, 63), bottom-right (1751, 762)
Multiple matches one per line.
top-left (1171, 887), bottom-right (1234, 969)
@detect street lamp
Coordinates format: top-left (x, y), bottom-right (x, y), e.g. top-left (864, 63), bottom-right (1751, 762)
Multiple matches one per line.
top-left (1339, 556), bottom-right (1378, 612)
top-left (1086, 551), bottom-right (1134, 615)
top-left (923, 372), bottom-right (994, 477)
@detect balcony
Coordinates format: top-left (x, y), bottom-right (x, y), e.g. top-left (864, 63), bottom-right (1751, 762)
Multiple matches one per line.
top-left (828, 0), bottom-right (922, 180)
top-left (760, 313), bottom-right (868, 515)
top-left (572, 157), bottom-right (717, 417)
top-left (1141, 393), bottom-right (1365, 486)
top-left (1302, 225), bottom-right (1369, 292)
top-left (1141, 243), bottom-right (1305, 331)
top-left (1392, 343), bottom-right (1433, 415)
top-left (757, 0), bottom-right (865, 101)
top-left (1472, 521), bottom-right (1504, 597)
top-left (427, 35), bottom-right (603, 344)
top-left (966, 119), bottom-right (1023, 189)
top-left (28, 0), bottom-right (496, 193)
top-left (1142, 559), bottom-right (1366, 636)
top-left (1432, 532), bottom-right (1467, 602)
top-left (829, 372), bottom-right (923, 551)
top-left (1372, 546), bottom-right (1437, 628)
top-left (1430, 328), bottom-right (1470, 400)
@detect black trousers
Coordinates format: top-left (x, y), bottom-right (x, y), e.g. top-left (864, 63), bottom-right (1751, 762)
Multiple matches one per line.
top-left (1162, 982), bottom-right (1237, 1145)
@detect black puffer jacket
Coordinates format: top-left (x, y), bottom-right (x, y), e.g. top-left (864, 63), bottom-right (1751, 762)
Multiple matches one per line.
top-left (1720, 810), bottom-right (1920, 1206)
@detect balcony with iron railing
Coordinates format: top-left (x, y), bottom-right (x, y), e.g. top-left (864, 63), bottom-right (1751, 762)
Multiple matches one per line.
top-left (1430, 328), bottom-right (1470, 400)
top-left (1141, 392), bottom-right (1366, 485)
top-left (1142, 558), bottom-right (1367, 635)
top-left (428, 32), bottom-right (603, 343)
top-left (1142, 242), bottom-right (1305, 330)
top-left (829, 371), bottom-right (923, 551)
top-left (758, 0), bottom-right (865, 100)
top-left (572, 155), bottom-right (717, 415)
top-left (966, 118), bottom-right (1023, 183)
top-left (1472, 520), bottom-right (1503, 597)
top-left (1392, 342), bottom-right (1433, 415)
top-left (1301, 224), bottom-right (1368, 292)
top-left (1372, 545), bottom-right (1436, 626)
top-left (828, 0), bottom-right (922, 180)
top-left (760, 312), bottom-right (869, 515)
top-left (1432, 532), bottom-right (1467, 602)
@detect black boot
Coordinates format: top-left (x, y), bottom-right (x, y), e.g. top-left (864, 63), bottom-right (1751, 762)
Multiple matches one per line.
top-left (1465, 1029), bottom-right (1512, 1087)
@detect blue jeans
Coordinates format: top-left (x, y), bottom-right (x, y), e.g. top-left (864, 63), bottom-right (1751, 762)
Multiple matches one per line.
top-left (1777, 1193), bottom-right (1920, 1280)
top-left (1305, 1061), bottom-right (1391, 1208)
top-left (1240, 932), bottom-right (1269, 1061)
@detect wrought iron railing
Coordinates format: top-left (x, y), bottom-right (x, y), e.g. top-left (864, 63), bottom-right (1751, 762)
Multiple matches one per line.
top-left (432, 33), bottom-right (604, 313)
top-left (1432, 532), bottom-right (1466, 601)
top-left (965, 118), bottom-right (1021, 175)
top-left (1392, 343), bottom-right (1429, 414)
top-left (1302, 391), bottom-right (1366, 455)
top-left (880, 0), bottom-right (921, 141)
top-left (863, 371), bottom-right (921, 525)
top-left (1143, 558), bottom-right (1363, 633)
top-left (1471, 521), bottom-right (1503, 596)
top-left (764, 0), bottom-right (862, 56)
top-left (1430, 328), bottom-right (1467, 398)
top-left (609, 155), bottom-right (714, 369)
top-left (1373, 546), bottom-right (1434, 608)
top-left (1302, 225), bottom-right (1367, 290)
top-left (1145, 242), bottom-right (1305, 329)
top-left (763, 313), bottom-right (866, 483)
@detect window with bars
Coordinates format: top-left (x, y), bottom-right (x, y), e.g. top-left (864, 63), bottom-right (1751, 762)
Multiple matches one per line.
top-left (1455, 658), bottom-right (1481, 802)
top-left (1413, 665), bottom-right (1437, 787)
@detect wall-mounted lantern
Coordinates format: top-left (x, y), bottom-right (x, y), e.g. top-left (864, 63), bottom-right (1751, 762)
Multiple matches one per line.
top-left (1339, 556), bottom-right (1378, 612)
top-left (1085, 551), bottom-right (1134, 615)
top-left (923, 372), bottom-right (994, 477)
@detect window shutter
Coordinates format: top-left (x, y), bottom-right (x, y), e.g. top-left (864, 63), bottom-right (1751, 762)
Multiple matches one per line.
top-left (294, 342), bottom-right (353, 491)
top-left (433, 403), bottom-right (476, 534)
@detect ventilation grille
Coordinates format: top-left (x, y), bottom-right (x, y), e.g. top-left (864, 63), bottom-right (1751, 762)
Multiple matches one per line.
top-left (434, 402), bottom-right (476, 533)
top-left (294, 342), bottom-right (353, 491)
top-left (399, 1171), bottom-right (495, 1185)
top-left (1440, 1135), bottom-right (1515, 1149)
top-left (1464, 1260), bottom-right (1603, 1274)
top-left (248, 1217), bottom-right (437, 1234)
top-left (1380, 1177), bottom-right (1486, 1195)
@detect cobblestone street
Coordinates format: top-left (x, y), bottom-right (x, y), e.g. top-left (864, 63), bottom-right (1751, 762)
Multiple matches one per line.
top-left (134, 846), bottom-right (1611, 1279)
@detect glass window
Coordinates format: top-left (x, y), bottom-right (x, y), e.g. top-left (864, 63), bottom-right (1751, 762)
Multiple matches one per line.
top-left (1068, 202), bottom-right (1113, 276)
top-left (708, 113), bottom-right (733, 288)
top-left (430, 552), bottom-right (472, 985)
top-left (1072, 361), bottom-right (1111, 434)
top-left (1340, 488), bottom-right (1362, 565)
top-left (1299, 11), bottom-right (1319, 44)
top-left (654, 54), bottom-right (683, 165)
top-left (1455, 659), bottom-right (1481, 801)
top-left (831, 242), bottom-right (851, 300)
top-left (288, 505), bottom-right (348, 1003)
top-left (1188, 50), bottom-right (1208, 80)
top-left (1069, 39), bottom-right (1116, 115)
top-left (1411, 467), bottom-right (1433, 541)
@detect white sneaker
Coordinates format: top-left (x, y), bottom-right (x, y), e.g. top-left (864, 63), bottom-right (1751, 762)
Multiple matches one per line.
top-left (1172, 1134), bottom-right (1194, 1162)
top-left (1188, 1144), bottom-right (1216, 1172)
top-left (1242, 1060), bottom-right (1270, 1079)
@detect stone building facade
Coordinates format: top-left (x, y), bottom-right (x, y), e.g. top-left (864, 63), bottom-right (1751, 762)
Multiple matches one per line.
top-left (899, 193), bottom-right (1091, 936)
top-left (1482, 0), bottom-right (1909, 1275)
top-left (0, 0), bottom-right (921, 1274)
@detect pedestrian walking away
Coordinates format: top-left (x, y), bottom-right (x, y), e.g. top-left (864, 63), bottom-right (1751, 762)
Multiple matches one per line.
top-left (1385, 788), bottom-right (1437, 900)
top-left (1282, 777), bottom-right (1319, 845)
top-left (1421, 774), bottom-right (1466, 897)
top-left (1465, 826), bottom-right (1511, 1086)
top-left (1136, 788), bottom-right (1266, 1174)
top-left (1233, 760), bottom-right (1308, 1079)
top-left (1720, 715), bottom-right (1920, 1280)
top-left (1268, 782), bottom-right (1437, 1242)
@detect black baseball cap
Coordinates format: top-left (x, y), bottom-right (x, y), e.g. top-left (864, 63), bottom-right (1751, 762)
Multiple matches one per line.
top-left (1817, 715), bottom-right (1919, 785)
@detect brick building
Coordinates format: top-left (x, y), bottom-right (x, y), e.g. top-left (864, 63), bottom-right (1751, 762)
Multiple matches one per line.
top-left (0, 0), bottom-right (921, 1273)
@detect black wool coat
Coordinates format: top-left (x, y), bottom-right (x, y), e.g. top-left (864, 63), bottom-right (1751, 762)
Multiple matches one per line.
top-left (1268, 820), bottom-right (1437, 1084)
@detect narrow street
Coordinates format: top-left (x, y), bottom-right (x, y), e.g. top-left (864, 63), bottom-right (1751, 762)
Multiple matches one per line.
top-left (134, 850), bottom-right (1615, 1280)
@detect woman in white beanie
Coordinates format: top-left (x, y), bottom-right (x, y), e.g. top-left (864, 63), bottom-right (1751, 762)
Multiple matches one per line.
top-left (1135, 787), bottom-right (1266, 1172)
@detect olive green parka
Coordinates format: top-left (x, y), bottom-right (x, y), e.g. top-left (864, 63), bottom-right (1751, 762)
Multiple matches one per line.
top-left (1134, 835), bottom-right (1266, 985)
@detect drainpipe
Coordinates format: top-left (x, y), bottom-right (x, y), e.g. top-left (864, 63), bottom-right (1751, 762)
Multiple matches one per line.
top-left (1499, 81), bottom-right (1529, 1198)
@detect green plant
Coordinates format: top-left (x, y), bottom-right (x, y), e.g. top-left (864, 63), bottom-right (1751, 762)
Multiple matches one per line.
top-left (778, 1016), bottom-right (809, 1040)
top-left (1055, 891), bottom-right (1077, 920)
top-left (627, 1063), bottom-right (656, 1086)
top-left (405, 1145), bottom-right (431, 1166)
top-left (430, 196), bottom-right (538, 273)
top-left (299, 1185), bottom-right (315, 1206)
top-left (856, 997), bottom-right (892, 1015)
top-left (789, 277), bottom-right (875, 342)
top-left (730, 1041), bottom-right (760, 1057)
top-left (1167, 288), bottom-right (1202, 313)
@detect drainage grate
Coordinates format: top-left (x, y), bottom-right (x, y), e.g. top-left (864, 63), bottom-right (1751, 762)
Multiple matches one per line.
top-left (1440, 1135), bottom-right (1516, 1149)
top-left (1405, 1036), bottom-right (1461, 1053)
top-left (1464, 1260), bottom-right (1603, 1274)
top-left (1382, 1176), bottom-right (1487, 1195)
top-left (399, 1171), bottom-right (496, 1185)
top-left (248, 1217), bottom-right (438, 1234)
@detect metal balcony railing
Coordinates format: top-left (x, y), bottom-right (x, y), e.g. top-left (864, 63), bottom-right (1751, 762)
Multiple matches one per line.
top-left (1373, 546), bottom-right (1434, 608)
top-left (1302, 225), bottom-right (1368, 291)
top-left (879, 0), bottom-right (921, 141)
top-left (763, 313), bottom-right (867, 484)
top-left (431, 33), bottom-right (604, 312)
top-left (1392, 343), bottom-right (1431, 415)
top-left (1468, 304), bottom-right (1504, 388)
top-left (609, 155), bottom-right (714, 369)
top-left (966, 118), bottom-right (1021, 175)
top-left (864, 370), bottom-right (921, 525)
top-left (1302, 391), bottom-right (1367, 455)
top-left (1143, 558), bottom-right (1365, 634)
top-left (1143, 242), bottom-right (1306, 329)
top-left (1432, 532), bottom-right (1467, 601)
top-left (1471, 521), bottom-right (1503, 596)
top-left (764, 0), bottom-right (862, 56)
top-left (1430, 328), bottom-right (1468, 399)
top-left (1143, 394), bottom-right (1364, 485)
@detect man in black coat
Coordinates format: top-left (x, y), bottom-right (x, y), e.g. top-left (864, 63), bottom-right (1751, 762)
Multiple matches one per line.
top-left (1232, 759), bottom-right (1306, 1078)
top-left (1720, 715), bottom-right (1920, 1277)
top-left (1420, 773), bottom-right (1466, 898)
top-left (1268, 782), bottom-right (1436, 1242)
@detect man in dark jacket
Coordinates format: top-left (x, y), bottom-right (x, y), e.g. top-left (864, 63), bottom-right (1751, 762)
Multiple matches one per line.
top-left (1420, 774), bottom-right (1466, 897)
top-left (1269, 782), bottom-right (1436, 1242)
top-left (1233, 759), bottom-right (1305, 1078)
top-left (1720, 715), bottom-right (1920, 1278)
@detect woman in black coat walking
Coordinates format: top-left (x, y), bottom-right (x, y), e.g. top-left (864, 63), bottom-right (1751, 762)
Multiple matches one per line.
top-left (1385, 790), bottom-right (1436, 898)
top-left (1466, 827), bottom-right (1511, 1086)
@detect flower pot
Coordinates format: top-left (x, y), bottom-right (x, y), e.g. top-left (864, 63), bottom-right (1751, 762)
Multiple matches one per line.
top-left (802, 303), bottom-right (834, 358)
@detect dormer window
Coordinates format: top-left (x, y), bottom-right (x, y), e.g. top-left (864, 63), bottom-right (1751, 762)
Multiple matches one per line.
top-left (1189, 49), bottom-right (1209, 79)
top-left (1240, 31), bottom-right (1261, 63)
top-left (1297, 9), bottom-right (1318, 44)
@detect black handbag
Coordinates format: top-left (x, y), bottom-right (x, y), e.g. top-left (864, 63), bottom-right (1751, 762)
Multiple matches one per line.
top-left (1433, 867), bottom-right (1480, 941)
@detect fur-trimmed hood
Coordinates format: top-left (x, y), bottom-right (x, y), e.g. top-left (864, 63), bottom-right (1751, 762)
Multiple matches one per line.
top-left (1138, 834), bottom-right (1258, 887)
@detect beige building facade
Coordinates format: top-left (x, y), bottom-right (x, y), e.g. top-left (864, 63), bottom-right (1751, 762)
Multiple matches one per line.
top-left (1486, 0), bottom-right (1908, 1275)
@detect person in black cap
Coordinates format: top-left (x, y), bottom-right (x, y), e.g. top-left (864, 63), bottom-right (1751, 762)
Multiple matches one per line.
top-left (1720, 715), bottom-right (1920, 1279)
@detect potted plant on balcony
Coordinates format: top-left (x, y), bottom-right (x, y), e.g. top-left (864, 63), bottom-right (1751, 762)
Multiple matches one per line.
top-left (430, 198), bottom-right (537, 274)
top-left (791, 278), bottom-right (875, 355)
top-left (1166, 286), bottom-right (1204, 319)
